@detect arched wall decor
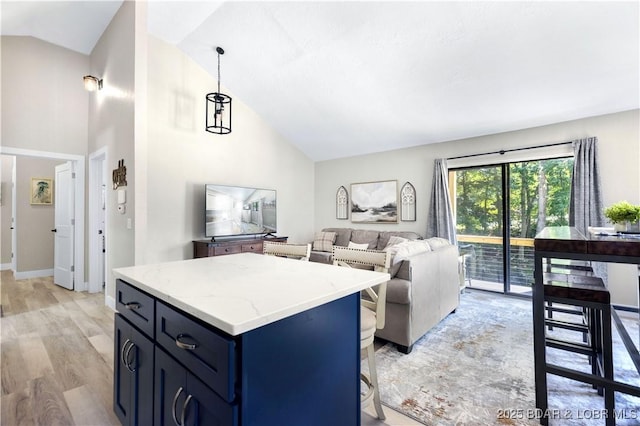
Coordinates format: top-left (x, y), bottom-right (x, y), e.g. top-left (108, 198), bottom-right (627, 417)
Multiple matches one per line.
top-left (336, 186), bottom-right (349, 220)
top-left (400, 182), bottom-right (416, 222)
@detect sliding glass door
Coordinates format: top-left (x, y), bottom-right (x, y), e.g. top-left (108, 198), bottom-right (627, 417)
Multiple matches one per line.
top-left (451, 157), bottom-right (573, 295)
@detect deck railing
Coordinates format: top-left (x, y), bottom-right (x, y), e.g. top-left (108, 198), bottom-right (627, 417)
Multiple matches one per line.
top-left (458, 234), bottom-right (535, 287)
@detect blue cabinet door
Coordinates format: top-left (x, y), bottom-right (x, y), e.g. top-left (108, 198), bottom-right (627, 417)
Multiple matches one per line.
top-left (154, 347), bottom-right (238, 426)
top-left (114, 314), bottom-right (154, 426)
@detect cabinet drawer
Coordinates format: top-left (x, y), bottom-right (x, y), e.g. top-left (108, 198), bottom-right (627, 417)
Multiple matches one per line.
top-left (213, 245), bottom-right (241, 256)
top-left (156, 301), bottom-right (237, 402)
top-left (116, 279), bottom-right (155, 338)
top-left (241, 242), bottom-right (263, 253)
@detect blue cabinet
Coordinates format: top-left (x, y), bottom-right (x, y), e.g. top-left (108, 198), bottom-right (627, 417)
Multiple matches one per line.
top-left (114, 279), bottom-right (361, 426)
top-left (154, 347), bottom-right (238, 426)
top-left (114, 313), bottom-right (154, 426)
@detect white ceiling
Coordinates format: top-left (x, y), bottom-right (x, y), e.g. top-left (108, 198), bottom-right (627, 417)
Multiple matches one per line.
top-left (2, 1), bottom-right (639, 161)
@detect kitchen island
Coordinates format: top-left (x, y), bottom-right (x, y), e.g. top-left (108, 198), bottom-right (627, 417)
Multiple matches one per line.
top-left (112, 252), bottom-right (390, 426)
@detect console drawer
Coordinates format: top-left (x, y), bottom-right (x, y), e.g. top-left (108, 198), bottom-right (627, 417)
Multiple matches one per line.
top-left (241, 242), bottom-right (263, 253)
top-left (213, 245), bottom-right (241, 256)
top-left (116, 279), bottom-right (155, 338)
top-left (156, 301), bottom-right (236, 402)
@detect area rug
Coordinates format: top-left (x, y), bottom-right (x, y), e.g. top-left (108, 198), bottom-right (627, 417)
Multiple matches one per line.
top-left (373, 290), bottom-right (640, 425)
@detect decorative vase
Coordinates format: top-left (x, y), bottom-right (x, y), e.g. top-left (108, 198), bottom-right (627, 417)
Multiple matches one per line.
top-left (613, 222), bottom-right (628, 232)
top-left (628, 221), bottom-right (640, 233)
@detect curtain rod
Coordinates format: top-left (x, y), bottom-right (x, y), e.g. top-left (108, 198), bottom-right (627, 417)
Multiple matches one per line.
top-left (447, 140), bottom-right (573, 161)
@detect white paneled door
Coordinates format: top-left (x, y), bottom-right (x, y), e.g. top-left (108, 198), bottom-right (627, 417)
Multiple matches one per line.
top-left (54, 162), bottom-right (74, 290)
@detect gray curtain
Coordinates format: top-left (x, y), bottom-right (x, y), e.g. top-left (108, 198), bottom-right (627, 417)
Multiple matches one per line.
top-left (569, 137), bottom-right (605, 233)
top-left (426, 158), bottom-right (457, 244)
top-left (569, 136), bottom-right (607, 281)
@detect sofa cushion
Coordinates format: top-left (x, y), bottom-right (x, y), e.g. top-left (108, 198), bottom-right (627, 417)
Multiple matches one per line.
top-left (350, 229), bottom-right (380, 249)
top-left (386, 278), bottom-right (411, 304)
top-left (309, 250), bottom-right (332, 264)
top-left (348, 241), bottom-right (369, 250)
top-left (312, 231), bottom-right (336, 252)
top-left (322, 228), bottom-right (352, 247)
top-left (377, 231), bottom-right (422, 250)
top-left (382, 236), bottom-right (408, 276)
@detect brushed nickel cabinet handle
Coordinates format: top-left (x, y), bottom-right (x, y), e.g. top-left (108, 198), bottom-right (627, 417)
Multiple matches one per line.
top-left (172, 386), bottom-right (184, 426)
top-left (123, 340), bottom-right (136, 373)
top-left (120, 339), bottom-right (132, 369)
top-left (175, 334), bottom-right (198, 351)
top-left (181, 394), bottom-right (194, 426)
top-left (125, 302), bottom-right (141, 310)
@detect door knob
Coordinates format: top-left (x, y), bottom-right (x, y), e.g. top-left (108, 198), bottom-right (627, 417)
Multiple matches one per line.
top-left (51, 229), bottom-right (57, 233)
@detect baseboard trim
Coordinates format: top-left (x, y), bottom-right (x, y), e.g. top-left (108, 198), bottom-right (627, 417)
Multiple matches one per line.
top-left (0, 263), bottom-right (12, 271)
top-left (106, 295), bottom-right (116, 311)
top-left (613, 303), bottom-right (639, 313)
top-left (14, 269), bottom-right (54, 280)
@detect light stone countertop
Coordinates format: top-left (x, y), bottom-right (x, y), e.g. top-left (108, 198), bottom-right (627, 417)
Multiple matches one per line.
top-left (113, 252), bottom-right (389, 336)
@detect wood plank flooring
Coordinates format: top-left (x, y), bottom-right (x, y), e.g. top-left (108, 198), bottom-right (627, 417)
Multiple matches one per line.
top-left (1, 270), bottom-right (119, 425)
top-left (0, 270), bottom-right (418, 426)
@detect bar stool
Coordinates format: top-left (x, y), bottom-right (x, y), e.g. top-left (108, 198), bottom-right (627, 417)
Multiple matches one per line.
top-left (542, 272), bottom-right (614, 423)
top-left (543, 259), bottom-right (594, 337)
top-left (333, 246), bottom-right (391, 420)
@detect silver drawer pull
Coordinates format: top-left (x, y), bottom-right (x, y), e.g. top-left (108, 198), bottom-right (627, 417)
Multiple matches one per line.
top-left (125, 302), bottom-right (141, 310)
top-left (123, 340), bottom-right (136, 373)
top-left (181, 394), bottom-right (194, 426)
top-left (172, 387), bottom-right (184, 426)
top-left (175, 334), bottom-right (198, 350)
top-left (120, 338), bottom-right (132, 369)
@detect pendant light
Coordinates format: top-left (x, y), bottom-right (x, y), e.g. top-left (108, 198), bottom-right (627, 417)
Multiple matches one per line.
top-left (206, 47), bottom-right (232, 134)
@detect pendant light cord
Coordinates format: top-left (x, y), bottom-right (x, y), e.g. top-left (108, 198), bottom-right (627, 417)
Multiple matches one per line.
top-left (217, 50), bottom-right (221, 95)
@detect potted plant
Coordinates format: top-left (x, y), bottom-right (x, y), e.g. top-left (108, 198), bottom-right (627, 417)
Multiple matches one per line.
top-left (603, 201), bottom-right (640, 232)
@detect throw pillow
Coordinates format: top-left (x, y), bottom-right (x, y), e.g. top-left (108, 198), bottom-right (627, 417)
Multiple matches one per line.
top-left (384, 235), bottom-right (408, 249)
top-left (313, 231), bottom-right (337, 252)
top-left (348, 241), bottom-right (369, 250)
top-left (425, 237), bottom-right (451, 250)
top-left (383, 239), bottom-right (429, 277)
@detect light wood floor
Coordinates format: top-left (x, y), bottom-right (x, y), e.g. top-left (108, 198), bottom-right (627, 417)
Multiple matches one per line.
top-left (0, 271), bottom-right (419, 426)
top-left (1, 270), bottom-right (120, 425)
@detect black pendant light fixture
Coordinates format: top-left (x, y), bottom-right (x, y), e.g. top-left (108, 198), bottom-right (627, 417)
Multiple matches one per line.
top-left (206, 47), bottom-right (232, 134)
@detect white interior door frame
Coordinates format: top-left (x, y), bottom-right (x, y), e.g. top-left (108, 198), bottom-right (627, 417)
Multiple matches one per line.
top-left (10, 155), bottom-right (17, 272)
top-left (0, 146), bottom-right (85, 291)
top-left (89, 147), bottom-right (108, 293)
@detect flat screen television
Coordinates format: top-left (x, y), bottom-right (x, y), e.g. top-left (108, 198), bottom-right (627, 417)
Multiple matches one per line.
top-left (205, 184), bottom-right (277, 239)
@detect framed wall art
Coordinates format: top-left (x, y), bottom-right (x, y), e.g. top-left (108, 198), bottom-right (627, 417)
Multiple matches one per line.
top-left (336, 186), bottom-right (349, 219)
top-left (30, 177), bottom-right (53, 205)
top-left (350, 180), bottom-right (398, 223)
top-left (400, 181), bottom-right (416, 221)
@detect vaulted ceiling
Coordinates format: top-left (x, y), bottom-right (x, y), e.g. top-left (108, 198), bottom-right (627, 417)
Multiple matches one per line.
top-left (2, 1), bottom-right (638, 161)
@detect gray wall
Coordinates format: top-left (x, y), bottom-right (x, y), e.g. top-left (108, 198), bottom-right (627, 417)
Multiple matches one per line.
top-left (141, 36), bottom-right (316, 264)
top-left (315, 109), bottom-right (640, 306)
top-left (1, 36), bottom-right (89, 155)
top-left (15, 157), bottom-right (65, 273)
top-left (87, 1), bottom-right (136, 301)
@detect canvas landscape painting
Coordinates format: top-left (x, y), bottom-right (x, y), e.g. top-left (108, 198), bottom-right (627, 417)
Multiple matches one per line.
top-left (351, 180), bottom-right (397, 223)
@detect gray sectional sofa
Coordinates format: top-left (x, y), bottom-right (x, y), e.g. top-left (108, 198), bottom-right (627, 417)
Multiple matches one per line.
top-left (309, 227), bottom-right (460, 353)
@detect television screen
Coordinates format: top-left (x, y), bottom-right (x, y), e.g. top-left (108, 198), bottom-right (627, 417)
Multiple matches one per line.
top-left (205, 184), bottom-right (277, 238)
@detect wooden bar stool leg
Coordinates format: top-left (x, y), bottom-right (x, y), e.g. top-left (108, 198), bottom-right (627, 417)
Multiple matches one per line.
top-left (601, 305), bottom-right (615, 426)
top-left (366, 343), bottom-right (386, 420)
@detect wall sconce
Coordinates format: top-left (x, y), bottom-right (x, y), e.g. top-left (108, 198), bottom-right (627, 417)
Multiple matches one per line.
top-left (205, 47), bottom-right (232, 134)
top-left (83, 75), bottom-right (103, 91)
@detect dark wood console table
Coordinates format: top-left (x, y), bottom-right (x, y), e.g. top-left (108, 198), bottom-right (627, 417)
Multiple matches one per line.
top-left (533, 226), bottom-right (640, 424)
top-left (193, 236), bottom-right (288, 258)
